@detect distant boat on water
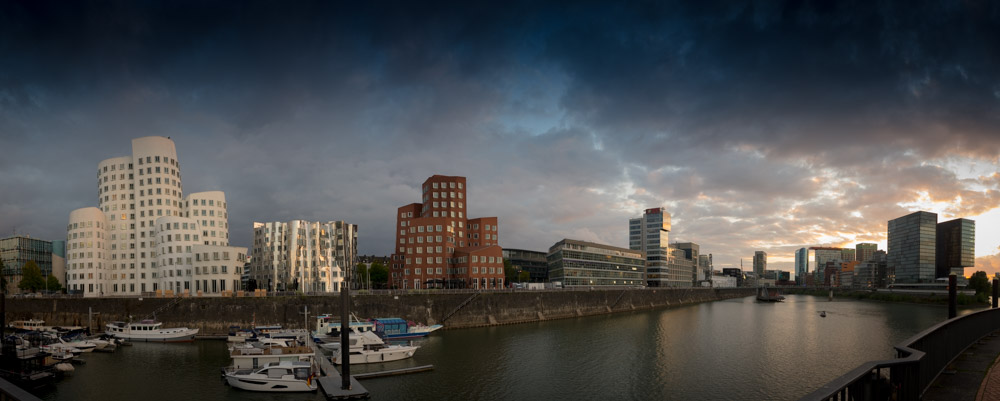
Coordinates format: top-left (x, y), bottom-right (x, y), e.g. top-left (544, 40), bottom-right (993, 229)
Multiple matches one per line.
top-left (756, 285), bottom-right (785, 302)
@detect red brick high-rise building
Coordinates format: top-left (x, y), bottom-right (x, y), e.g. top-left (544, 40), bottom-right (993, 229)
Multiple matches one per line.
top-left (390, 175), bottom-right (504, 289)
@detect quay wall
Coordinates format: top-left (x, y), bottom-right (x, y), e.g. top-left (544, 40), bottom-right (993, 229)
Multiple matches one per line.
top-left (4, 288), bottom-right (753, 335)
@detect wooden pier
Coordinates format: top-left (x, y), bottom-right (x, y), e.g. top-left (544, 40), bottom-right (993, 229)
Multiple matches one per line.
top-left (311, 343), bottom-right (370, 400)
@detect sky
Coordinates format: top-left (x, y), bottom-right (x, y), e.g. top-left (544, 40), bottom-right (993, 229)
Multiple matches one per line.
top-left (2, 1), bottom-right (1000, 277)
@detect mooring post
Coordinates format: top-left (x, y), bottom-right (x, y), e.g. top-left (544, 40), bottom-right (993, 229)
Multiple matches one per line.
top-left (340, 279), bottom-right (351, 389)
top-left (948, 274), bottom-right (957, 319)
top-left (993, 278), bottom-right (998, 309)
top-left (828, 288), bottom-right (833, 301)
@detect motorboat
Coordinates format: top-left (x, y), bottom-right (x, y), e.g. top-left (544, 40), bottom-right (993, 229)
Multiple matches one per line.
top-left (105, 320), bottom-right (198, 342)
top-left (372, 318), bottom-right (443, 340)
top-left (228, 344), bottom-right (316, 370)
top-left (315, 314), bottom-right (376, 338)
top-left (59, 337), bottom-right (97, 353)
top-left (820, 311), bottom-right (827, 317)
top-left (330, 331), bottom-right (419, 365)
top-left (224, 361), bottom-right (317, 392)
top-left (8, 319), bottom-right (47, 332)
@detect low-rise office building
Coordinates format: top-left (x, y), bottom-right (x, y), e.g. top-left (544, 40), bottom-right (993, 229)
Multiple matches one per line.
top-left (502, 248), bottom-right (548, 282)
top-left (547, 239), bottom-right (645, 287)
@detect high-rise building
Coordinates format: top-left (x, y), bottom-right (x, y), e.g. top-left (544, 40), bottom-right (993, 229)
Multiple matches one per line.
top-left (389, 175), bottom-right (504, 289)
top-left (249, 220), bottom-right (357, 292)
top-left (0, 236), bottom-right (53, 293)
top-left (630, 208), bottom-right (676, 286)
top-left (812, 247), bottom-right (842, 280)
top-left (753, 251), bottom-right (767, 276)
top-left (674, 242), bottom-right (701, 285)
top-left (794, 248), bottom-right (808, 285)
top-left (887, 211), bottom-right (938, 284)
top-left (66, 136), bottom-right (247, 297)
top-left (840, 248), bottom-right (856, 262)
top-left (548, 239), bottom-right (645, 286)
top-left (936, 218), bottom-right (975, 279)
top-left (502, 248), bottom-right (548, 283)
top-left (855, 243), bottom-right (878, 262)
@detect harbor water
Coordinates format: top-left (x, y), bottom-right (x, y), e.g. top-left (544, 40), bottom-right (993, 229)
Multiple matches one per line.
top-left (36, 295), bottom-right (971, 400)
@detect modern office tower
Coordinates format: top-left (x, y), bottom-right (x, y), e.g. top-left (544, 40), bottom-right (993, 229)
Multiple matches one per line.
top-left (674, 242), bottom-right (700, 285)
top-left (795, 248), bottom-right (808, 285)
top-left (753, 251), bottom-right (767, 276)
top-left (629, 208), bottom-right (675, 286)
top-left (502, 248), bottom-right (548, 282)
top-left (812, 247), bottom-right (842, 279)
top-left (66, 136), bottom-right (246, 297)
top-left (0, 236), bottom-right (54, 293)
top-left (547, 239), bottom-right (645, 286)
top-left (855, 243), bottom-right (878, 262)
top-left (855, 250), bottom-right (888, 289)
top-left (698, 254), bottom-right (712, 281)
top-left (250, 220), bottom-right (357, 292)
top-left (887, 211), bottom-right (938, 284)
top-left (841, 248), bottom-right (856, 262)
top-left (936, 218), bottom-right (975, 279)
top-left (390, 175), bottom-right (504, 290)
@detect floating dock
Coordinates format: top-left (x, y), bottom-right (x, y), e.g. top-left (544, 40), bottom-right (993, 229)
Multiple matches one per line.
top-left (354, 365), bottom-right (434, 380)
top-left (311, 343), bottom-right (369, 400)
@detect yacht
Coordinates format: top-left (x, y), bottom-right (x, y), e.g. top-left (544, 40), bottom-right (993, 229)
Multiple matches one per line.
top-left (105, 320), bottom-right (199, 342)
top-left (372, 318), bottom-right (443, 340)
top-left (330, 331), bottom-right (418, 365)
top-left (8, 319), bottom-right (47, 332)
top-left (228, 344), bottom-right (316, 370)
top-left (315, 314), bottom-right (376, 338)
top-left (224, 361), bottom-right (317, 392)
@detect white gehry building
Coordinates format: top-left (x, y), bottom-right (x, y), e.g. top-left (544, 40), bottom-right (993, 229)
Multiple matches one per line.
top-left (250, 220), bottom-right (357, 292)
top-left (66, 136), bottom-right (246, 297)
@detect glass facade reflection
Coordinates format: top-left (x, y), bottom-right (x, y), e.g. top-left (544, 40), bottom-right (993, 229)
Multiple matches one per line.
top-left (888, 211), bottom-right (937, 284)
top-left (936, 218), bottom-right (975, 279)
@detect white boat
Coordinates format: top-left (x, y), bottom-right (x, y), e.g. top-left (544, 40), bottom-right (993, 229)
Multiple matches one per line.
top-left (105, 320), bottom-right (198, 342)
top-left (330, 331), bottom-right (418, 365)
top-left (224, 361), bottom-right (317, 392)
top-left (228, 345), bottom-right (316, 370)
top-left (9, 319), bottom-right (47, 332)
top-left (315, 314), bottom-right (376, 338)
top-left (59, 337), bottom-right (97, 353)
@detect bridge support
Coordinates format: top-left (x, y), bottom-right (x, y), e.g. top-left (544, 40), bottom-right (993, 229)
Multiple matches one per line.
top-left (948, 274), bottom-right (957, 319)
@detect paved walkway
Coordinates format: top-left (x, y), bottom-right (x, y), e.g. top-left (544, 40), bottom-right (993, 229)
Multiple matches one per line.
top-left (922, 331), bottom-right (1000, 401)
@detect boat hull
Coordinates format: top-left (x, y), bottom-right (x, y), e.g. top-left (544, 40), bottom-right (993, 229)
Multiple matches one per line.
top-left (225, 375), bottom-right (317, 392)
top-left (332, 346), bottom-right (418, 365)
top-left (107, 330), bottom-right (198, 342)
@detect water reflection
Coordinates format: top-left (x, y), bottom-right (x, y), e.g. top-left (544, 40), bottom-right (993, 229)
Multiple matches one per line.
top-left (38, 295), bottom-right (971, 401)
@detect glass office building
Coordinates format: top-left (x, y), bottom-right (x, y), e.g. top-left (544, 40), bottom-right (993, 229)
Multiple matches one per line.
top-left (936, 218), bottom-right (975, 279)
top-left (0, 236), bottom-right (54, 292)
top-left (887, 211), bottom-right (938, 284)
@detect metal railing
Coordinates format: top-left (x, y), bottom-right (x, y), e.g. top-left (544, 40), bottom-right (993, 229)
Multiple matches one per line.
top-left (799, 307), bottom-right (1000, 400)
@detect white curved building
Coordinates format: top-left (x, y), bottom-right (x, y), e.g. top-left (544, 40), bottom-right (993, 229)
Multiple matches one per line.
top-left (249, 220), bottom-right (357, 292)
top-left (66, 136), bottom-right (245, 297)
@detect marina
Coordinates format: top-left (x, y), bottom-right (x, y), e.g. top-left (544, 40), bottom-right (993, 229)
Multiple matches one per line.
top-left (18, 295), bottom-right (976, 401)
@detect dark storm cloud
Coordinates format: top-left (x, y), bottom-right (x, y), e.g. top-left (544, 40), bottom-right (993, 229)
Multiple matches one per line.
top-left (2, 0), bottom-right (1000, 271)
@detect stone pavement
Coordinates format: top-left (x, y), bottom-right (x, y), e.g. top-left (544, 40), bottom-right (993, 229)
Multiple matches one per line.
top-left (922, 331), bottom-right (1000, 401)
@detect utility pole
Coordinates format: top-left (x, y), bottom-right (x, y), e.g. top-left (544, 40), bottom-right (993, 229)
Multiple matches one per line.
top-left (300, 305), bottom-right (309, 332)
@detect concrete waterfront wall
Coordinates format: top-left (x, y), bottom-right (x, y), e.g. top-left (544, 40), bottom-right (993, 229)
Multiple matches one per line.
top-left (4, 288), bottom-right (753, 335)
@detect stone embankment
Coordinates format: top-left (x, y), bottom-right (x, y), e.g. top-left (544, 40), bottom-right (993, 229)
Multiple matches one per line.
top-left (5, 287), bottom-right (753, 335)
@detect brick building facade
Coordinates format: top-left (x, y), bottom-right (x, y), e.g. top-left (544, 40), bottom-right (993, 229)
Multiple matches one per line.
top-left (390, 175), bottom-right (504, 289)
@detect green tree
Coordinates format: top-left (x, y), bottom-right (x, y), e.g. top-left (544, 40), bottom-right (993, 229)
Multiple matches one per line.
top-left (369, 261), bottom-right (389, 288)
top-left (503, 259), bottom-right (519, 285)
top-left (968, 271), bottom-right (992, 296)
top-left (18, 261), bottom-right (45, 292)
top-left (356, 263), bottom-right (369, 288)
top-left (45, 275), bottom-right (63, 293)
top-left (518, 271), bottom-right (530, 283)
